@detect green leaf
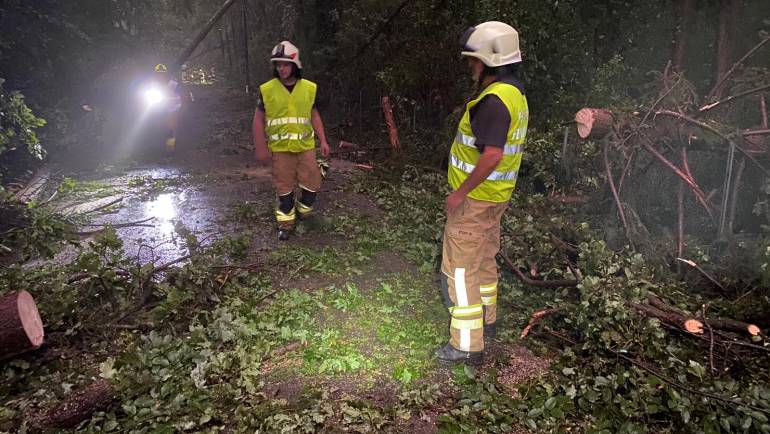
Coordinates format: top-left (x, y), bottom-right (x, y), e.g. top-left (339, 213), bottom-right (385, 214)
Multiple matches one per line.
top-left (99, 358), bottom-right (117, 379)
top-left (464, 364), bottom-right (476, 380)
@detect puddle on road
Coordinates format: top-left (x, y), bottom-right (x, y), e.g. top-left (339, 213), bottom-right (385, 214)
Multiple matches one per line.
top-left (73, 164), bottom-right (275, 265)
top-left (145, 192), bottom-right (185, 237)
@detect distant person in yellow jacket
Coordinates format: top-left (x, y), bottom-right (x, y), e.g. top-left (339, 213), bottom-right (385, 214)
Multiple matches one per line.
top-left (252, 41), bottom-right (331, 241)
top-left (435, 22), bottom-right (529, 366)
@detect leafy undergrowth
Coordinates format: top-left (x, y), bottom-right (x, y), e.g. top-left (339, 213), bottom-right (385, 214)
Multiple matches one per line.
top-left (2, 154), bottom-right (770, 433)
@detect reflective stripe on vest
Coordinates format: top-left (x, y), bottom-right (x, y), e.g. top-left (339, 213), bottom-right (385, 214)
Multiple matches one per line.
top-left (266, 116), bottom-right (311, 127)
top-left (268, 132), bottom-right (315, 141)
top-left (259, 78), bottom-right (317, 153)
top-left (449, 155), bottom-right (518, 182)
top-left (447, 81), bottom-right (528, 203)
top-left (454, 132), bottom-right (524, 156)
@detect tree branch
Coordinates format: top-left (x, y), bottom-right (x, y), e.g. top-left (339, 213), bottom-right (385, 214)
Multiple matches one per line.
top-left (500, 253), bottom-right (578, 288)
top-left (707, 35), bottom-right (770, 100)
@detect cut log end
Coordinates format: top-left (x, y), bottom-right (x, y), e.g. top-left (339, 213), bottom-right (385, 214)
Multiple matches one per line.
top-left (684, 319), bottom-right (704, 334)
top-left (1, 290), bottom-right (45, 361)
top-left (748, 324), bottom-right (761, 336)
top-left (575, 108), bottom-right (614, 139)
top-left (18, 291), bottom-right (44, 347)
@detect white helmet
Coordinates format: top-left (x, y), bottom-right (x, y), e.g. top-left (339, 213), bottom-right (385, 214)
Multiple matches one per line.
top-left (460, 21), bottom-right (522, 67)
top-left (270, 41), bottom-right (302, 69)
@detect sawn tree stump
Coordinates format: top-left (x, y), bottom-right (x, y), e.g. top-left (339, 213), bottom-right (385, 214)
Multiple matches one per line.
top-left (575, 108), bottom-right (615, 139)
top-left (0, 290), bottom-right (45, 361)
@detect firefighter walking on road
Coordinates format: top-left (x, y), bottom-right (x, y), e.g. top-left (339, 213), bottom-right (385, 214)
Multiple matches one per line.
top-left (435, 22), bottom-right (529, 366)
top-left (253, 41), bottom-right (331, 241)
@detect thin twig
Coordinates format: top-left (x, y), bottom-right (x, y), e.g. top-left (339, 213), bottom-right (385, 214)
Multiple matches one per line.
top-left (702, 304), bottom-right (716, 375)
top-left (639, 137), bottom-right (713, 216)
top-left (675, 258), bottom-right (727, 292)
top-left (499, 253), bottom-right (578, 288)
top-left (707, 35), bottom-right (770, 100)
top-left (655, 109), bottom-right (770, 177)
top-left (617, 149), bottom-right (635, 195)
top-left (639, 75), bottom-right (683, 127)
top-left (604, 141), bottom-right (629, 233)
top-left (217, 269), bottom-right (233, 292)
top-left (677, 178), bottom-right (685, 276)
top-left (78, 197), bottom-right (124, 216)
top-left (77, 217), bottom-right (156, 235)
top-left (520, 308), bottom-right (561, 338)
top-left (700, 83), bottom-right (770, 114)
top-left (613, 352), bottom-right (770, 415)
top-left (149, 254), bottom-right (193, 277)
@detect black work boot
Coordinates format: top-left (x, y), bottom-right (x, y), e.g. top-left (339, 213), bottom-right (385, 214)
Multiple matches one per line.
top-left (278, 228), bottom-right (291, 241)
top-left (434, 343), bottom-right (483, 367)
top-left (484, 323), bottom-right (497, 345)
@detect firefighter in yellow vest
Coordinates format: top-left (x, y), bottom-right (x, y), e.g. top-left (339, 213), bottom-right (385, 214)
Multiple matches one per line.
top-left (253, 41), bottom-right (331, 240)
top-left (435, 22), bottom-right (529, 366)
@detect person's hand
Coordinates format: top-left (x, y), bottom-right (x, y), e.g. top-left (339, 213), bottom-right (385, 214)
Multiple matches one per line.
top-left (320, 140), bottom-right (330, 158)
top-left (255, 148), bottom-right (271, 167)
top-left (445, 190), bottom-right (466, 215)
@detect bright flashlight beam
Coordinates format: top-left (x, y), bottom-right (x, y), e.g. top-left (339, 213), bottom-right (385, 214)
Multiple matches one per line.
top-left (143, 87), bottom-right (165, 107)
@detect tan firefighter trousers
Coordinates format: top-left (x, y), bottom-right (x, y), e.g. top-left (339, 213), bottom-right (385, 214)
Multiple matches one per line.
top-left (440, 197), bottom-right (508, 352)
top-left (272, 149), bottom-right (323, 229)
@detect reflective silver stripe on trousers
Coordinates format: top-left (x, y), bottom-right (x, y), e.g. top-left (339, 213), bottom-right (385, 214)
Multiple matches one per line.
top-left (266, 117), bottom-right (311, 127)
top-left (455, 132), bottom-right (523, 155)
top-left (268, 132), bottom-right (315, 141)
top-left (449, 155), bottom-right (518, 181)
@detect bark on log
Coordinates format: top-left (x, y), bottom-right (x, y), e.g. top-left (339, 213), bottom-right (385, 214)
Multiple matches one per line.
top-left (28, 379), bottom-right (115, 431)
top-left (382, 96), bottom-right (401, 149)
top-left (575, 108), bottom-right (614, 139)
top-left (707, 318), bottom-right (761, 336)
top-left (628, 301), bottom-right (703, 333)
top-left (0, 290), bottom-right (44, 361)
top-left (635, 295), bottom-right (761, 337)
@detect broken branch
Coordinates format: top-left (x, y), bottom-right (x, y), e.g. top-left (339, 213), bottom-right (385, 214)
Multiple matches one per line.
top-left (500, 253), bottom-right (578, 288)
top-left (700, 83), bottom-right (770, 114)
top-left (520, 308), bottom-right (561, 338)
top-left (707, 35), bottom-right (770, 100)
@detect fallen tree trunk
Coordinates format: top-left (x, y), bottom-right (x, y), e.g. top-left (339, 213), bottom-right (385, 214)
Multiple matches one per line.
top-left (575, 108), bottom-right (614, 139)
top-left (173, 0), bottom-right (239, 69)
top-left (13, 167), bottom-right (51, 204)
top-left (28, 379), bottom-right (115, 431)
top-left (0, 290), bottom-right (44, 361)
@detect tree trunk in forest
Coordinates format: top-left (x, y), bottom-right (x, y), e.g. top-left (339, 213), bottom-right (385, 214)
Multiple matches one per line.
top-left (671, 0), bottom-right (695, 71)
top-left (712, 0), bottom-right (740, 99)
top-left (575, 108), bottom-right (614, 139)
top-left (173, 0), bottom-right (240, 69)
top-left (280, 0), bottom-right (298, 39)
top-left (27, 380), bottom-right (115, 431)
top-left (0, 290), bottom-right (44, 361)
top-left (382, 96), bottom-right (401, 150)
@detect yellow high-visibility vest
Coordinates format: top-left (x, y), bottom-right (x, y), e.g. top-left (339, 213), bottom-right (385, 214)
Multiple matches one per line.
top-left (447, 81), bottom-right (528, 202)
top-left (260, 78), bottom-right (317, 152)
